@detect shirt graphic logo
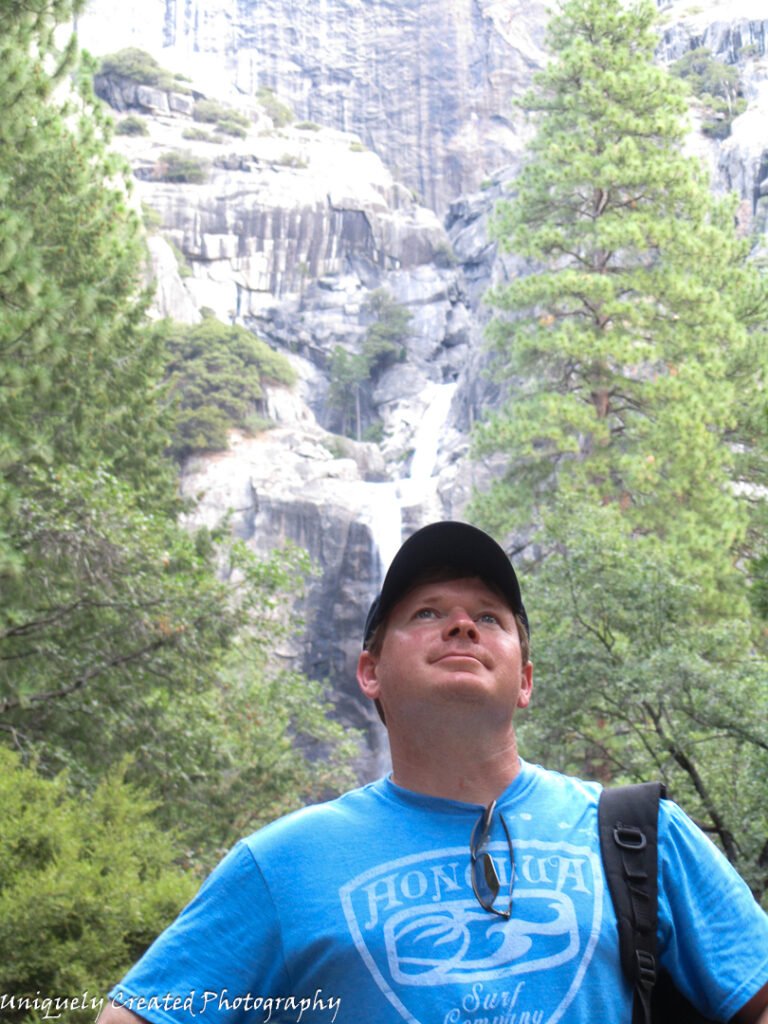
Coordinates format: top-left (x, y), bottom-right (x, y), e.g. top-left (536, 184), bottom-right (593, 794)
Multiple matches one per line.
top-left (339, 838), bottom-right (604, 1024)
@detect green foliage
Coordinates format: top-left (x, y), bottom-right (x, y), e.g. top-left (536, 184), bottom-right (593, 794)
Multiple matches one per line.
top-left (114, 113), bottom-right (148, 136)
top-left (141, 201), bottom-right (162, 230)
top-left (0, 748), bottom-right (195, 1023)
top-left (276, 152), bottom-right (309, 169)
top-left (670, 46), bottom-right (746, 138)
top-left (166, 237), bottom-right (192, 277)
top-left (153, 149), bottom-right (208, 183)
top-left (326, 290), bottom-right (411, 439)
top-left (163, 315), bottom-right (296, 459)
top-left (514, 499), bottom-right (768, 900)
top-left (182, 126), bottom-right (221, 143)
top-left (327, 346), bottom-right (369, 441)
top-left (256, 86), bottom-right (294, 127)
top-left (472, 0), bottom-right (768, 895)
top-left (0, 8), bottom-right (163, 567)
top-left (2, 466), bottom-right (233, 783)
top-left (192, 98), bottom-right (250, 138)
top-left (0, 3), bottom-right (357, 857)
top-left (99, 47), bottom-right (192, 94)
top-left (361, 288), bottom-right (411, 373)
top-left (176, 622), bottom-right (362, 867)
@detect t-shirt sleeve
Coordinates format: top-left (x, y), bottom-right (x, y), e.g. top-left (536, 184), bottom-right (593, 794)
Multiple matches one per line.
top-left (657, 800), bottom-right (768, 1021)
top-left (108, 840), bottom-right (290, 1024)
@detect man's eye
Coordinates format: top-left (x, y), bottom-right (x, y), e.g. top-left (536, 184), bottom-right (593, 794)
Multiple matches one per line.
top-left (415, 608), bottom-right (439, 619)
top-left (478, 613), bottom-right (500, 625)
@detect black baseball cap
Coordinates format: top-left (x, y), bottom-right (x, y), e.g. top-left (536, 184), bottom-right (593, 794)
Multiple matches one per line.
top-left (363, 521), bottom-right (529, 647)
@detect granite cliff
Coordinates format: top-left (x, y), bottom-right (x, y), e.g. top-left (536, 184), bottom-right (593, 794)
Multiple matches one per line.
top-left (78, 0), bottom-right (547, 214)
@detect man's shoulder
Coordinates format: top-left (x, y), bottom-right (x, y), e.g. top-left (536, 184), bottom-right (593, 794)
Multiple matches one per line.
top-left (513, 760), bottom-right (603, 806)
top-left (240, 777), bottom-right (390, 857)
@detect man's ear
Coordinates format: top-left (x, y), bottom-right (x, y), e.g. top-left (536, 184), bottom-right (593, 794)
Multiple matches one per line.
top-left (517, 661), bottom-right (533, 709)
top-left (356, 650), bottom-right (381, 702)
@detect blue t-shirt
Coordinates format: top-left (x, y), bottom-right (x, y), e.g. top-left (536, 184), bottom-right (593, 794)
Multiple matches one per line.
top-left (110, 761), bottom-right (768, 1024)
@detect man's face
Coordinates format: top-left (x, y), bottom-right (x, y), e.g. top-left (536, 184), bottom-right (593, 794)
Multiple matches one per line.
top-left (357, 576), bottom-right (533, 728)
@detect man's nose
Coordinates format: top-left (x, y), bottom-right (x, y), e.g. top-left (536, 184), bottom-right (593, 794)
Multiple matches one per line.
top-left (444, 608), bottom-right (478, 640)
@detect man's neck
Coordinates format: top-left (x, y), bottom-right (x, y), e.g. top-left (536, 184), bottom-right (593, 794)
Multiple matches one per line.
top-left (387, 722), bottom-right (523, 805)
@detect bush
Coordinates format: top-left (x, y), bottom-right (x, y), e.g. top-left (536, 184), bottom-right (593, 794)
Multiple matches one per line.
top-left (670, 47), bottom-right (746, 138)
top-left (153, 150), bottom-right (208, 184)
top-left (193, 99), bottom-right (250, 138)
top-left (166, 238), bottom-right (192, 278)
top-left (114, 114), bottom-right (148, 136)
top-left (257, 87), bottom-right (294, 127)
top-left (0, 749), bottom-right (195, 1024)
top-left (182, 126), bottom-right (221, 143)
top-left (99, 48), bottom-right (192, 94)
top-left (361, 288), bottom-right (411, 372)
top-left (162, 315), bottom-right (297, 459)
top-left (141, 202), bottom-right (162, 230)
top-left (215, 117), bottom-right (248, 139)
top-left (276, 153), bottom-right (308, 169)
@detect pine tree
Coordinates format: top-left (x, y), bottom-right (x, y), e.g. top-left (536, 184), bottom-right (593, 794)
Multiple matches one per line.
top-left (472, 0), bottom-right (768, 895)
top-left (0, 3), bottom-right (358, 839)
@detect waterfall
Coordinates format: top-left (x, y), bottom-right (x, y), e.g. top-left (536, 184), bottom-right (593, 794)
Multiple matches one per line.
top-left (398, 381), bottom-right (458, 516)
top-left (361, 481), bottom-right (403, 583)
top-left (363, 380), bottom-right (458, 583)
top-left (408, 382), bottom-right (458, 486)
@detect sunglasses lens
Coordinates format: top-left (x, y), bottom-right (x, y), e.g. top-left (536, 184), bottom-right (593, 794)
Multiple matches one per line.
top-left (473, 852), bottom-right (501, 908)
top-left (470, 801), bottom-right (512, 918)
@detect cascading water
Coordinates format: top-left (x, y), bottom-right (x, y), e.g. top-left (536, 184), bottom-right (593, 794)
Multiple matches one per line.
top-left (407, 382), bottom-right (457, 486)
top-left (362, 381), bottom-right (458, 583)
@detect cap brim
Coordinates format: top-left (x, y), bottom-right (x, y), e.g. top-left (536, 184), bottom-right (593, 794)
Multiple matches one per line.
top-left (363, 521), bottom-right (528, 646)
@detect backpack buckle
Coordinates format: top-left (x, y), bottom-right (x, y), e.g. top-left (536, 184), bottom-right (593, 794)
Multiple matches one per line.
top-left (635, 949), bottom-right (657, 988)
top-left (613, 824), bottom-right (647, 851)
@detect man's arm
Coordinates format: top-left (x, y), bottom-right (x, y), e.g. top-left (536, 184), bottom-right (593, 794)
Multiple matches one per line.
top-left (98, 1004), bottom-right (147, 1024)
top-left (733, 982), bottom-right (768, 1024)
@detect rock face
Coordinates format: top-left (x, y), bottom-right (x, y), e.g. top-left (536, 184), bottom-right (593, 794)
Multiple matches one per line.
top-left (78, 0), bottom-right (548, 214)
top-left (83, 0), bottom-right (768, 775)
top-left (180, 416), bottom-right (394, 777)
top-left (658, 0), bottom-right (768, 236)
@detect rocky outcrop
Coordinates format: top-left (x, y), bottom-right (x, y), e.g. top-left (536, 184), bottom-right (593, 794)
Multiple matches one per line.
top-left (658, 0), bottom-right (768, 235)
top-left (110, 97), bottom-right (451, 311)
top-left (79, 0), bottom-right (548, 214)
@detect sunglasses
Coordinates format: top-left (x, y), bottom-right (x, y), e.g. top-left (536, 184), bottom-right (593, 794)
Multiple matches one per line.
top-left (470, 799), bottom-right (514, 919)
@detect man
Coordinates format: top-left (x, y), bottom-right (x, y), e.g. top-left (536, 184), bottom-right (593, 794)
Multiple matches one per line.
top-left (101, 521), bottom-right (768, 1024)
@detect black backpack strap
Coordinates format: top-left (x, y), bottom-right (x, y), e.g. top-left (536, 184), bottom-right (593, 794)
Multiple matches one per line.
top-left (598, 782), bottom-right (665, 1024)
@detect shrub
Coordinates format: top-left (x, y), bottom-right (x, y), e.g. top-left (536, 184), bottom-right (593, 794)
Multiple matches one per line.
top-left (361, 288), bottom-right (411, 372)
top-left (114, 114), bottom-right (148, 136)
top-left (166, 238), bottom-right (192, 278)
top-left (182, 126), bottom-right (220, 143)
top-left (162, 315), bottom-right (297, 459)
top-left (670, 47), bottom-right (746, 137)
top-left (141, 202), bottom-right (162, 230)
top-left (0, 749), bottom-right (195, 1024)
top-left (99, 48), bottom-right (192, 94)
top-left (326, 291), bottom-right (411, 439)
top-left (154, 150), bottom-right (208, 184)
top-left (257, 87), bottom-right (294, 127)
top-left (193, 99), bottom-right (250, 138)
top-left (276, 153), bottom-right (308, 169)
top-left (215, 117), bottom-right (248, 139)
